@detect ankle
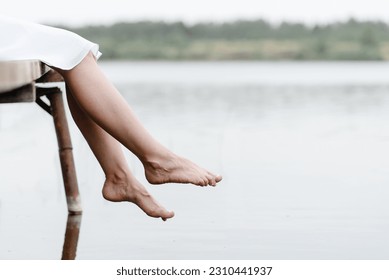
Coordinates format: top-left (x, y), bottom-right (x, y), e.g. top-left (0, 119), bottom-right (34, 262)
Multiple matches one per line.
top-left (142, 151), bottom-right (177, 167)
top-left (105, 169), bottom-right (131, 185)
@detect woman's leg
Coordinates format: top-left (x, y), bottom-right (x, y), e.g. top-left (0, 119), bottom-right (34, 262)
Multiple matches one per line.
top-left (59, 53), bottom-right (221, 187)
top-left (66, 90), bottom-right (174, 220)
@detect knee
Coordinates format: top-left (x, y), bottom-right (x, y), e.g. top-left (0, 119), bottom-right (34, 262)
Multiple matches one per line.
top-left (55, 51), bottom-right (97, 78)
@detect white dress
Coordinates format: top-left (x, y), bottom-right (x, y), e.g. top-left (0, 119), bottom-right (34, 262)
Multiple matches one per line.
top-left (0, 15), bottom-right (101, 70)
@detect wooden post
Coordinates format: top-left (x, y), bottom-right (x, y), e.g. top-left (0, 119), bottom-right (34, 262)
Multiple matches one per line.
top-left (61, 214), bottom-right (82, 260)
top-left (47, 88), bottom-right (82, 214)
top-left (1, 61), bottom-right (82, 215)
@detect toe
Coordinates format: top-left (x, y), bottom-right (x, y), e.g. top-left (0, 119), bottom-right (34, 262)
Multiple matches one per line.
top-left (215, 174), bottom-right (222, 182)
top-left (161, 210), bottom-right (174, 221)
top-left (198, 178), bottom-right (207, 186)
top-left (207, 172), bottom-right (220, 186)
top-left (206, 174), bottom-right (216, 186)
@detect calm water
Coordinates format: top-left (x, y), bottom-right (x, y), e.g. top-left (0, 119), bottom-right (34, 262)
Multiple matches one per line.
top-left (0, 61), bottom-right (389, 259)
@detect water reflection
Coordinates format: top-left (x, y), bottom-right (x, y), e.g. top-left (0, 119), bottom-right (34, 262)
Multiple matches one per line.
top-left (61, 214), bottom-right (82, 260)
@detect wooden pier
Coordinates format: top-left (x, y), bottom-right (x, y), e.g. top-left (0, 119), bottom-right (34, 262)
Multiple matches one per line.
top-left (0, 60), bottom-right (82, 214)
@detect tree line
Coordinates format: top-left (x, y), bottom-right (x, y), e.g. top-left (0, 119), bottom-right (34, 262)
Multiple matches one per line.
top-left (61, 19), bottom-right (389, 60)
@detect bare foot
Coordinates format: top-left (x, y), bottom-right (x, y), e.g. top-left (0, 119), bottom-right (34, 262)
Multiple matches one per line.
top-left (143, 153), bottom-right (222, 187)
top-left (102, 173), bottom-right (174, 221)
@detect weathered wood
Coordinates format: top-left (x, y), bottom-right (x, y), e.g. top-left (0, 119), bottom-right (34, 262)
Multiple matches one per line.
top-left (0, 60), bottom-right (48, 93)
top-left (36, 69), bottom-right (64, 84)
top-left (1, 60), bottom-right (82, 214)
top-left (0, 60), bottom-right (46, 103)
top-left (46, 88), bottom-right (82, 214)
top-left (61, 214), bottom-right (82, 260)
top-left (0, 83), bottom-right (35, 103)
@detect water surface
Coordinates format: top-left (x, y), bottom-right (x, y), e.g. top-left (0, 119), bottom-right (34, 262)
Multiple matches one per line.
top-left (0, 61), bottom-right (389, 259)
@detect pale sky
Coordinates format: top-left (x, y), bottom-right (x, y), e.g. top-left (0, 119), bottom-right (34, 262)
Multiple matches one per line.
top-left (2, 0), bottom-right (389, 26)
